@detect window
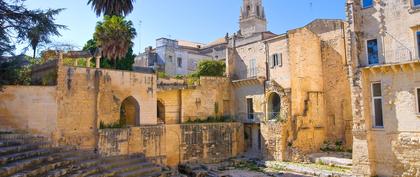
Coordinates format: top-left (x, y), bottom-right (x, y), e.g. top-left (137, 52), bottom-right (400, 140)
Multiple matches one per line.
top-left (270, 53), bottom-right (283, 68)
top-left (362, 0), bottom-right (373, 8)
top-left (367, 39), bottom-right (379, 65)
top-left (168, 56), bottom-right (173, 62)
top-left (177, 57), bottom-right (182, 67)
top-left (249, 59), bottom-right (257, 78)
top-left (416, 88), bottom-right (420, 114)
top-left (414, 0), bottom-right (420, 7)
top-left (417, 31), bottom-right (420, 58)
top-left (371, 82), bottom-right (384, 128)
top-left (247, 98), bottom-right (254, 120)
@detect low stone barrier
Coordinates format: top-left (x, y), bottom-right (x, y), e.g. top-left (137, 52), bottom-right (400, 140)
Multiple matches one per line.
top-left (98, 122), bottom-right (244, 166)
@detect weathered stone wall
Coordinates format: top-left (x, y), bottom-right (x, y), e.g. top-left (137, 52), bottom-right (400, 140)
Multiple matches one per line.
top-left (0, 86), bottom-right (57, 135)
top-left (98, 123), bottom-right (244, 166)
top-left (347, 0), bottom-right (420, 175)
top-left (267, 36), bottom-right (291, 89)
top-left (54, 62), bottom-right (157, 149)
top-left (288, 27), bottom-right (327, 156)
top-left (157, 77), bottom-right (233, 124)
top-left (308, 20), bottom-right (353, 148)
top-left (359, 67), bottom-right (420, 176)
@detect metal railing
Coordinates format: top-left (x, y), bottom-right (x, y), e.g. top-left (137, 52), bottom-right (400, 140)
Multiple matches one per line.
top-left (235, 112), bottom-right (287, 123)
top-left (233, 67), bottom-right (265, 80)
top-left (235, 113), bottom-right (264, 123)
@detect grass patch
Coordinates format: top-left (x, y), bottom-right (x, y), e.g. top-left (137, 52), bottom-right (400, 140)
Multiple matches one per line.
top-left (268, 161), bottom-right (351, 174)
top-left (183, 115), bottom-right (236, 124)
top-left (233, 161), bottom-right (264, 173)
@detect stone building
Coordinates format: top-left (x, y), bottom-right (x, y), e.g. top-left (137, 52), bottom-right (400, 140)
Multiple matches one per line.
top-left (134, 37), bottom-right (228, 76)
top-left (346, 0), bottom-right (420, 176)
top-left (227, 0), bottom-right (353, 160)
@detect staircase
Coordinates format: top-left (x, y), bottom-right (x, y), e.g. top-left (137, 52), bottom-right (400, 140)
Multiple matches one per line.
top-left (0, 131), bottom-right (162, 177)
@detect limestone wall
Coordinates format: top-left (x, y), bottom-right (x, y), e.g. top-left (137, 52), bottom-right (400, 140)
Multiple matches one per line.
top-left (157, 77), bottom-right (233, 124)
top-left (55, 65), bottom-right (157, 149)
top-left (98, 123), bottom-right (244, 166)
top-left (360, 67), bottom-right (420, 176)
top-left (288, 27), bottom-right (327, 155)
top-left (267, 36), bottom-right (291, 89)
top-left (0, 86), bottom-right (57, 135)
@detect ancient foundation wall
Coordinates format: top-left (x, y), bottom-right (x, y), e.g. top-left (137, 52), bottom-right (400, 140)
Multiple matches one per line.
top-left (0, 86), bottom-right (57, 135)
top-left (98, 123), bottom-right (244, 166)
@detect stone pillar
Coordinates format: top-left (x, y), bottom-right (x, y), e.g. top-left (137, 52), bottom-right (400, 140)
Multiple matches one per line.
top-left (95, 56), bottom-right (100, 69)
top-left (346, 1), bottom-right (374, 176)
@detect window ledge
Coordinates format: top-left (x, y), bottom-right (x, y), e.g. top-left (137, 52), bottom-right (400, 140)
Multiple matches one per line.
top-left (372, 127), bottom-right (385, 131)
top-left (409, 6), bottom-right (420, 14)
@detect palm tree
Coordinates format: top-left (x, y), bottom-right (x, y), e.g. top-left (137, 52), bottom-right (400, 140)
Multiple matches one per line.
top-left (94, 16), bottom-right (136, 66)
top-left (87, 0), bottom-right (135, 17)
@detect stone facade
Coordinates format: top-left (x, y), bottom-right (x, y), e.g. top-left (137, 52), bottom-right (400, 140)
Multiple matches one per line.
top-left (227, 15), bottom-right (353, 161)
top-left (134, 37), bottom-right (228, 76)
top-left (346, 0), bottom-right (420, 176)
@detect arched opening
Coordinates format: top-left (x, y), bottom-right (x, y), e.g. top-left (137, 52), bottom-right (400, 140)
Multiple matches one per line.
top-left (267, 92), bottom-right (281, 121)
top-left (120, 96), bottom-right (140, 127)
top-left (157, 100), bottom-right (165, 123)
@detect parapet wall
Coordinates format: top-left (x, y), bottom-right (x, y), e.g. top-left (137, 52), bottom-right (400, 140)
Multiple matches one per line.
top-left (98, 122), bottom-right (244, 166)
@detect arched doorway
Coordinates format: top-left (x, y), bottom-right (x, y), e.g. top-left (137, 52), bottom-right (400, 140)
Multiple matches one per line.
top-left (157, 100), bottom-right (165, 123)
top-left (120, 96), bottom-right (140, 127)
top-left (267, 92), bottom-right (281, 121)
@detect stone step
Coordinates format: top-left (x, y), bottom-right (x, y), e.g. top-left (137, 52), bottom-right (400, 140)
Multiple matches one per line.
top-left (99, 157), bottom-right (148, 170)
top-left (0, 148), bottom-right (60, 165)
top-left (0, 134), bottom-right (45, 141)
top-left (94, 161), bottom-right (155, 177)
top-left (0, 138), bottom-right (49, 146)
top-left (0, 142), bottom-right (48, 156)
top-left (115, 166), bottom-right (162, 177)
top-left (67, 159), bottom-right (105, 177)
top-left (7, 150), bottom-right (91, 177)
top-left (43, 153), bottom-right (101, 177)
top-left (0, 141), bottom-right (22, 148)
top-left (0, 150), bottom-right (67, 177)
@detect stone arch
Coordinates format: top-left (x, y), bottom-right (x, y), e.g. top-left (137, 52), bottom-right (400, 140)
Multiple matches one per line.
top-left (267, 92), bottom-right (281, 120)
top-left (120, 96), bottom-right (140, 127)
top-left (157, 99), bottom-right (165, 123)
top-left (265, 80), bottom-right (290, 122)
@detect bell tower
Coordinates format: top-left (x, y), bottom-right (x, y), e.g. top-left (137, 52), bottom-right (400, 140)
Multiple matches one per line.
top-left (239, 0), bottom-right (267, 36)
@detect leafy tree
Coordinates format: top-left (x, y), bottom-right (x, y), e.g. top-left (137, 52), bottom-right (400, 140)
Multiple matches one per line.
top-left (0, 0), bottom-right (66, 56)
top-left (27, 8), bottom-right (67, 58)
top-left (87, 0), bottom-right (135, 17)
top-left (83, 38), bottom-right (135, 71)
top-left (192, 60), bottom-right (226, 77)
top-left (0, 0), bottom-right (65, 88)
top-left (93, 16), bottom-right (136, 67)
top-left (0, 55), bottom-right (36, 87)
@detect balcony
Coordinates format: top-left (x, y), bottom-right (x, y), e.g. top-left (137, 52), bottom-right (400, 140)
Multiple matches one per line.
top-left (235, 112), bottom-right (288, 124)
top-left (232, 67), bottom-right (265, 81)
top-left (235, 112), bottom-right (264, 124)
top-left (361, 48), bottom-right (418, 68)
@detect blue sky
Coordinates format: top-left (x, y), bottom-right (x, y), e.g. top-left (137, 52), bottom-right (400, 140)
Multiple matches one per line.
top-left (21, 0), bottom-right (346, 55)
